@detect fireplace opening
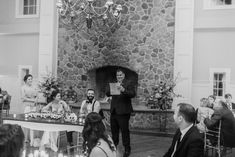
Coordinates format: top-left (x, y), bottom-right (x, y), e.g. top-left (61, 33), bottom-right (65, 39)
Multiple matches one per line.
top-left (87, 66), bottom-right (138, 100)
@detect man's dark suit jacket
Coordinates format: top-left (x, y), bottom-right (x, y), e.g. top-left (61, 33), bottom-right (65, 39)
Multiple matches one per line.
top-left (204, 107), bottom-right (235, 147)
top-left (232, 102), bottom-right (235, 109)
top-left (163, 126), bottom-right (204, 157)
top-left (106, 79), bottom-right (136, 115)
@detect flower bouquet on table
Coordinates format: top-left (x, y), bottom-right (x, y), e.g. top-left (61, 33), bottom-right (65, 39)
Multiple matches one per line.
top-left (147, 74), bottom-right (181, 110)
top-left (38, 73), bottom-right (62, 103)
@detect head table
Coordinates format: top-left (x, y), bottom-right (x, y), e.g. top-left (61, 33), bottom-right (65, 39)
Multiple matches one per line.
top-left (2, 114), bottom-right (83, 132)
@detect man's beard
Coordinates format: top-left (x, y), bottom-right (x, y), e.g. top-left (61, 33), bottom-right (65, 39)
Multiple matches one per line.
top-left (87, 96), bottom-right (94, 103)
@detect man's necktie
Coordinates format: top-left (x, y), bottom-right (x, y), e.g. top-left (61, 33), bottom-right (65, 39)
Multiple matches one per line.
top-left (171, 132), bottom-right (182, 157)
top-left (227, 103), bottom-right (232, 110)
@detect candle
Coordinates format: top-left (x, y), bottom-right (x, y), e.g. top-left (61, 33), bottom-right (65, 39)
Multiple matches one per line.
top-left (33, 150), bottom-right (39, 157)
top-left (40, 150), bottom-right (46, 157)
top-left (58, 153), bottom-right (63, 157)
top-left (28, 152), bottom-right (33, 157)
top-left (22, 150), bottom-right (26, 157)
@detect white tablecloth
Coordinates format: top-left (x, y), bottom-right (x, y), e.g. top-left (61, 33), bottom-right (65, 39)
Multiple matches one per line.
top-left (3, 119), bottom-right (83, 132)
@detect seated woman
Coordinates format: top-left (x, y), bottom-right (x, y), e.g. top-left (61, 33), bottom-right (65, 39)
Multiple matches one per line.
top-left (0, 124), bottom-right (24, 157)
top-left (82, 112), bottom-right (116, 157)
top-left (196, 98), bottom-right (214, 133)
top-left (40, 90), bottom-right (71, 152)
top-left (204, 100), bottom-right (235, 147)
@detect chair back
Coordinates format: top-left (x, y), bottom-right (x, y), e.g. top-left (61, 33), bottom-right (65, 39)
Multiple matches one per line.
top-left (204, 120), bottom-right (233, 157)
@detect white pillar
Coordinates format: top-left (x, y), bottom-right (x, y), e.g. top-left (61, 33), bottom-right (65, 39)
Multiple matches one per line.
top-left (38, 0), bottom-right (58, 77)
top-left (173, 0), bottom-right (194, 107)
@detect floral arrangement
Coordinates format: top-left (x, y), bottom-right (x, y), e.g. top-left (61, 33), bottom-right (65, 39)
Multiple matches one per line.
top-left (38, 73), bottom-right (62, 103)
top-left (147, 74), bottom-right (181, 110)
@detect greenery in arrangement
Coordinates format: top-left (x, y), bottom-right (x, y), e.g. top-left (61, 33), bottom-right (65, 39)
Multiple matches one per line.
top-left (38, 73), bottom-right (62, 103)
top-left (147, 74), bottom-right (181, 110)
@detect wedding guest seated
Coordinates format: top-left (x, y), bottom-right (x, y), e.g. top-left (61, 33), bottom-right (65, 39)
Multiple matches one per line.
top-left (224, 93), bottom-right (235, 111)
top-left (163, 103), bottom-right (204, 157)
top-left (40, 90), bottom-right (71, 152)
top-left (196, 98), bottom-right (214, 133)
top-left (80, 89), bottom-right (101, 117)
top-left (208, 95), bottom-right (216, 109)
top-left (82, 112), bottom-right (116, 157)
top-left (204, 100), bottom-right (235, 147)
top-left (66, 88), bottom-right (101, 147)
top-left (0, 124), bottom-right (24, 157)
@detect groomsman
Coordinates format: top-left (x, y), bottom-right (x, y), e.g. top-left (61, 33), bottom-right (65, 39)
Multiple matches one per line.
top-left (163, 103), bottom-right (204, 157)
top-left (224, 93), bottom-right (235, 111)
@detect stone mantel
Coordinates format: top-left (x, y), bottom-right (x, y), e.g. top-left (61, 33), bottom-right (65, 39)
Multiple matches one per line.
top-left (69, 101), bottom-right (174, 113)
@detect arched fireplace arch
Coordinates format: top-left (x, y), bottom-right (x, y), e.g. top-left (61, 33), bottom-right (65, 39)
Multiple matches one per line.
top-left (87, 66), bottom-right (138, 100)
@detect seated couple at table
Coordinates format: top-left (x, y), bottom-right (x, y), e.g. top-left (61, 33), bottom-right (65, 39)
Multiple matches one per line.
top-left (40, 88), bottom-right (101, 152)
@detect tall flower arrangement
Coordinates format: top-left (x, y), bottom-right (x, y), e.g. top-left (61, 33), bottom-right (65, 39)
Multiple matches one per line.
top-left (38, 73), bottom-right (62, 103)
top-left (147, 74), bottom-right (181, 110)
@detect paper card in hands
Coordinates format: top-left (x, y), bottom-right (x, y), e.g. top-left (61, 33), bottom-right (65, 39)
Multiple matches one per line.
top-left (109, 83), bottom-right (121, 95)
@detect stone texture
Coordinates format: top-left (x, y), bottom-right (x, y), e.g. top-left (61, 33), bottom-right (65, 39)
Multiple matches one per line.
top-left (57, 0), bottom-right (175, 107)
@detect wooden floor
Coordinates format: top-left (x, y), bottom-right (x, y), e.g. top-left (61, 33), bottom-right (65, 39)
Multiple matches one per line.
top-left (23, 132), bottom-right (235, 157)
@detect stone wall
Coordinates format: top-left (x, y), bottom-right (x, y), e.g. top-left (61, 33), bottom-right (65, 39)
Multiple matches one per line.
top-left (57, 0), bottom-right (175, 105)
top-left (102, 109), bottom-right (177, 134)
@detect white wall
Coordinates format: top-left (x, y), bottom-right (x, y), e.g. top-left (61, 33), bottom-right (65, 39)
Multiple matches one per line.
top-left (0, 34), bottom-right (39, 113)
top-left (0, 0), bottom-right (40, 113)
top-left (192, 0), bottom-right (235, 107)
top-left (0, 34), bottom-right (39, 76)
top-left (0, 0), bottom-right (39, 34)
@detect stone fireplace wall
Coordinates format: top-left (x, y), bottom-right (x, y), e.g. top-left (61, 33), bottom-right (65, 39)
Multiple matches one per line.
top-left (57, 0), bottom-right (175, 105)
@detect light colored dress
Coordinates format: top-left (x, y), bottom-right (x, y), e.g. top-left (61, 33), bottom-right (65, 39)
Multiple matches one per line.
top-left (40, 100), bottom-right (70, 152)
top-left (197, 106), bottom-right (214, 133)
top-left (21, 84), bottom-right (39, 145)
top-left (90, 136), bottom-right (117, 157)
top-left (21, 84), bottom-right (38, 113)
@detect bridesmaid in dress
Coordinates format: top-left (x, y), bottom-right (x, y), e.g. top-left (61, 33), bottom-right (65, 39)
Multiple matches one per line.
top-left (40, 90), bottom-right (71, 152)
top-left (21, 74), bottom-right (39, 145)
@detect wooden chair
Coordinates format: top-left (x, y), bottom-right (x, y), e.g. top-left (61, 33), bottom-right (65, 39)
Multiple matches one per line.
top-left (204, 120), bottom-right (233, 157)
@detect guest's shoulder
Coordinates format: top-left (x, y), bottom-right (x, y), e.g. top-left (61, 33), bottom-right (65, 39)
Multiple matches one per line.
top-left (90, 146), bottom-right (106, 157)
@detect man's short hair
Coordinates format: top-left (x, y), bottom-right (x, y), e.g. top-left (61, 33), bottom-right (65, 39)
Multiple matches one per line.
top-left (177, 103), bottom-right (196, 123)
top-left (87, 88), bottom-right (95, 93)
top-left (116, 68), bottom-right (125, 74)
top-left (225, 93), bottom-right (232, 99)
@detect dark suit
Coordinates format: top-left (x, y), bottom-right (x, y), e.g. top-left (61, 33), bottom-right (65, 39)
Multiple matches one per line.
top-left (163, 126), bottom-right (204, 157)
top-left (204, 107), bottom-right (235, 147)
top-left (232, 102), bottom-right (235, 109)
top-left (106, 79), bottom-right (136, 149)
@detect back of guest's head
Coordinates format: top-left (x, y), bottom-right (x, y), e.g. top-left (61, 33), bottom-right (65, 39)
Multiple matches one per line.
top-left (23, 74), bottom-right (33, 82)
top-left (0, 124), bottom-right (24, 157)
top-left (177, 103), bottom-right (196, 123)
top-left (225, 93), bottom-right (232, 99)
top-left (82, 112), bottom-right (115, 154)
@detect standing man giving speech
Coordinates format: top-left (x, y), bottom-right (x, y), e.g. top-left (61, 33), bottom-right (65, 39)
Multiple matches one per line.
top-left (106, 69), bottom-right (136, 157)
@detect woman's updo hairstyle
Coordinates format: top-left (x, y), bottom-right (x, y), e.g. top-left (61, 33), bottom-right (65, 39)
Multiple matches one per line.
top-left (23, 74), bottom-right (33, 83)
top-left (0, 124), bottom-right (24, 157)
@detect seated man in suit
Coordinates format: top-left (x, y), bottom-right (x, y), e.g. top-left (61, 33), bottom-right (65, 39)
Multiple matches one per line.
top-left (163, 103), bottom-right (204, 157)
top-left (224, 93), bottom-right (235, 111)
top-left (204, 100), bottom-right (235, 147)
